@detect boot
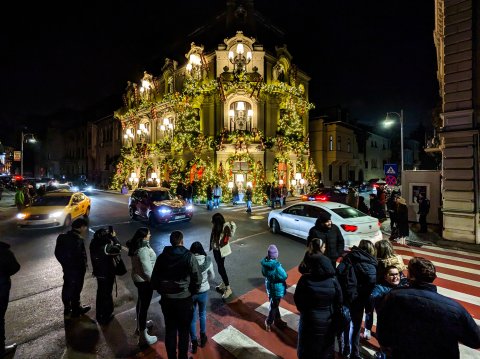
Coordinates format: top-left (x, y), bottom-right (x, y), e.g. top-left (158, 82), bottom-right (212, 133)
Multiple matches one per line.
top-left (200, 332), bottom-right (208, 347)
top-left (265, 319), bottom-right (271, 332)
top-left (215, 282), bottom-right (226, 293)
top-left (191, 339), bottom-right (198, 354)
top-left (222, 286), bottom-right (232, 299)
top-left (71, 305), bottom-right (91, 317)
top-left (138, 329), bottom-right (158, 346)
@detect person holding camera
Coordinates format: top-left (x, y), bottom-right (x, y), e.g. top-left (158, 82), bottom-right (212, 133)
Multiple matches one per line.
top-left (89, 226), bottom-right (122, 325)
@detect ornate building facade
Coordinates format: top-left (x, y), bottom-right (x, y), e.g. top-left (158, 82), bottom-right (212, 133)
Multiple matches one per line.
top-left (433, 0), bottom-right (480, 244)
top-left (112, 31), bottom-right (316, 202)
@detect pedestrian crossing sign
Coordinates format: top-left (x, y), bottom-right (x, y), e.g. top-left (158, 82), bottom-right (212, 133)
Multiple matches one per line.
top-left (384, 163), bottom-right (398, 176)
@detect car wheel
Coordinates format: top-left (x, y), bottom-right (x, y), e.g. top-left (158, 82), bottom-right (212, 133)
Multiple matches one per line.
top-left (148, 213), bottom-right (157, 227)
top-left (84, 206), bottom-right (90, 218)
top-left (64, 215), bottom-right (72, 228)
top-left (271, 219), bottom-right (280, 234)
top-left (129, 207), bottom-right (137, 220)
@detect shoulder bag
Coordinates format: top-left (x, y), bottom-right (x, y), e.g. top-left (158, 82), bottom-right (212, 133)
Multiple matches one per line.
top-left (113, 255), bottom-right (127, 276)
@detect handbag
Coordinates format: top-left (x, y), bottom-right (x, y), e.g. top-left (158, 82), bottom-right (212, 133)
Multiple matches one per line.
top-left (113, 255), bottom-right (127, 276)
top-left (333, 304), bottom-right (351, 334)
top-left (219, 242), bottom-right (232, 257)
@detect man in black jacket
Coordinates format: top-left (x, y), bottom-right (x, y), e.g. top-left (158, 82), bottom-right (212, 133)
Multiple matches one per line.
top-left (0, 241), bottom-right (20, 357)
top-left (151, 230), bottom-right (201, 359)
top-left (54, 218), bottom-right (91, 318)
top-left (307, 212), bottom-right (345, 268)
top-left (377, 257), bottom-right (480, 358)
top-left (417, 192), bottom-right (430, 233)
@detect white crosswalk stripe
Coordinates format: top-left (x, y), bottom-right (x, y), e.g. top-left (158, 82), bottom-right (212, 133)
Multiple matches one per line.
top-left (212, 325), bottom-right (280, 358)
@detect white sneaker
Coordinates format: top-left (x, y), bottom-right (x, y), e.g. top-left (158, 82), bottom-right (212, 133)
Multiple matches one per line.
top-left (138, 329), bottom-right (158, 346)
top-left (364, 328), bottom-right (371, 340)
top-left (215, 282), bottom-right (226, 292)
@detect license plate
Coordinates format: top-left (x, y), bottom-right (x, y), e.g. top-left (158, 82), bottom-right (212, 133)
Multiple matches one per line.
top-left (175, 215), bottom-right (186, 219)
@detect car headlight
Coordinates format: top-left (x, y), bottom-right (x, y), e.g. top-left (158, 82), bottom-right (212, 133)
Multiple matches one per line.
top-left (16, 213), bottom-right (27, 219)
top-left (86, 186), bottom-right (93, 191)
top-left (186, 205), bottom-right (193, 211)
top-left (71, 186), bottom-right (79, 192)
top-left (49, 211), bottom-right (63, 218)
top-left (158, 207), bottom-right (172, 215)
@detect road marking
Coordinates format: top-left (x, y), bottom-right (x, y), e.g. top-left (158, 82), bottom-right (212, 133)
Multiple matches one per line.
top-left (399, 254), bottom-right (480, 276)
top-left (255, 302), bottom-right (299, 331)
top-left (396, 248), bottom-right (480, 266)
top-left (212, 325), bottom-right (280, 359)
top-left (421, 245), bottom-right (480, 259)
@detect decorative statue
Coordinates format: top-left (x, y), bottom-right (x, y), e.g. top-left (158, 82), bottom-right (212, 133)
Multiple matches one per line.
top-left (273, 62), bottom-right (285, 82)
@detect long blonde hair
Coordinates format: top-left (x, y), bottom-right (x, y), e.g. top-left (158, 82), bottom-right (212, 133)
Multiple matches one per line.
top-left (375, 239), bottom-right (395, 259)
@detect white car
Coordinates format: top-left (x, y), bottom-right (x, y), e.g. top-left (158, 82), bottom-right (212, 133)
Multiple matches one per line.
top-left (268, 201), bottom-right (382, 249)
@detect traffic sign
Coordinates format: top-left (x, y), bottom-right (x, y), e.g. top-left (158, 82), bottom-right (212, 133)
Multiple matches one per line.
top-left (384, 163), bottom-right (398, 176)
top-left (385, 175), bottom-right (397, 185)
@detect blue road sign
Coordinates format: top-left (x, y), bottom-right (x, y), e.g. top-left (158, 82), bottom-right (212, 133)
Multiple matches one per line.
top-left (384, 163), bottom-right (398, 177)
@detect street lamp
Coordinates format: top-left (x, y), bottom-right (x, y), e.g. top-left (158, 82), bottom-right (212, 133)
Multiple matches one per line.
top-left (21, 131), bottom-right (36, 178)
top-left (385, 109), bottom-right (404, 192)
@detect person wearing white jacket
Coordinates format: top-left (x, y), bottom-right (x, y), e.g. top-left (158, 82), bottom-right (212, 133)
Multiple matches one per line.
top-left (126, 227), bottom-right (158, 346)
top-left (189, 241), bottom-right (215, 354)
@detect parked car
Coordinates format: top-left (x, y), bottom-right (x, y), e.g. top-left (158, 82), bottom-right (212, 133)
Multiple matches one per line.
top-left (128, 187), bottom-right (193, 226)
top-left (16, 190), bottom-right (91, 228)
top-left (301, 188), bottom-right (348, 203)
top-left (71, 181), bottom-right (94, 194)
top-left (267, 201), bottom-right (382, 250)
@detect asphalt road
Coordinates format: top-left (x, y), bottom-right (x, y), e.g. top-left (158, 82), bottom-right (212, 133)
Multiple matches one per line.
top-left (1, 191), bottom-right (308, 358)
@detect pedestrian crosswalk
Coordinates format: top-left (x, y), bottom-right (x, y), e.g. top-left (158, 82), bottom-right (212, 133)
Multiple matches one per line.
top-left (142, 243), bottom-right (480, 359)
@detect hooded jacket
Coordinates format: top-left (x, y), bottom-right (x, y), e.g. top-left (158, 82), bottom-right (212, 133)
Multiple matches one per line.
top-left (344, 246), bottom-right (377, 302)
top-left (194, 254), bottom-right (215, 293)
top-left (0, 242), bottom-right (21, 284)
top-left (294, 253), bottom-right (342, 358)
top-left (150, 245), bottom-right (202, 299)
top-left (261, 257), bottom-right (287, 299)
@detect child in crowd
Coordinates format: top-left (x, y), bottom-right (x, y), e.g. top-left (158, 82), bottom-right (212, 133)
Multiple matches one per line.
top-left (261, 244), bottom-right (288, 331)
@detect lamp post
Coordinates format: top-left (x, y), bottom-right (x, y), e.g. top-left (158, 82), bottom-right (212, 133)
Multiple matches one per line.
top-left (21, 131), bottom-right (36, 178)
top-left (385, 109), bottom-right (404, 193)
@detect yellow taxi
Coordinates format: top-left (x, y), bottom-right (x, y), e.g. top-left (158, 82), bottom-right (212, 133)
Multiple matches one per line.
top-left (17, 190), bottom-right (91, 228)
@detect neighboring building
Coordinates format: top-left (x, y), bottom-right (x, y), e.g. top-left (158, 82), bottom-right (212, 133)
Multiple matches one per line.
top-left (364, 132), bottom-right (391, 181)
top-left (87, 115), bottom-right (123, 188)
top-left (433, 0), bottom-right (480, 244)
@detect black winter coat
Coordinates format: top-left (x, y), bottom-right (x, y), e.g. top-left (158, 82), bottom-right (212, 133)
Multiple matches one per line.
top-left (89, 236), bottom-right (121, 279)
top-left (343, 246), bottom-right (377, 305)
top-left (307, 224), bottom-right (345, 262)
top-left (150, 245), bottom-right (202, 299)
top-left (0, 242), bottom-right (20, 284)
top-left (294, 254), bottom-right (342, 359)
top-left (396, 204), bottom-right (409, 237)
top-left (377, 283), bottom-right (480, 359)
top-left (55, 230), bottom-right (88, 274)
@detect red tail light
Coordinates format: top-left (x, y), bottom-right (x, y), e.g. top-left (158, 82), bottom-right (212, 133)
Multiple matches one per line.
top-left (301, 195), bottom-right (308, 201)
top-left (341, 224), bottom-right (358, 232)
top-left (315, 195), bottom-right (327, 201)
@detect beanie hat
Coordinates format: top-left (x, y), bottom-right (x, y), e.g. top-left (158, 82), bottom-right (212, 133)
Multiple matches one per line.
top-left (267, 244), bottom-right (279, 259)
top-left (316, 212), bottom-right (331, 226)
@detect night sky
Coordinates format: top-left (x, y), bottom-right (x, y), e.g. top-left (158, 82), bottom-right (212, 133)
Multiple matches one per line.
top-left (0, 0), bottom-right (439, 147)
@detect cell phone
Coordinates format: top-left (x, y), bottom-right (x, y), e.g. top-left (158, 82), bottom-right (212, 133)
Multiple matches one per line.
top-left (108, 226), bottom-right (114, 234)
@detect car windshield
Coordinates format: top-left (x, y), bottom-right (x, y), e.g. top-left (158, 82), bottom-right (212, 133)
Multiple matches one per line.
top-left (33, 196), bottom-right (71, 206)
top-left (150, 191), bottom-right (172, 201)
top-left (331, 207), bottom-right (367, 219)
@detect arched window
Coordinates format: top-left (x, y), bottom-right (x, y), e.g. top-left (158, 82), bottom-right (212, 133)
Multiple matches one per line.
top-left (347, 138), bottom-right (351, 153)
top-left (329, 136), bottom-right (333, 151)
top-left (228, 101), bottom-right (253, 132)
top-left (337, 136), bottom-right (341, 151)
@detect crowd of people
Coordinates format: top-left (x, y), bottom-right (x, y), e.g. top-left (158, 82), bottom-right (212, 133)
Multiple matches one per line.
top-left (1, 185), bottom-right (478, 359)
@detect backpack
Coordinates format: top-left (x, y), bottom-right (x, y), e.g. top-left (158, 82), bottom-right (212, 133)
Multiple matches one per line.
top-left (335, 256), bottom-right (358, 305)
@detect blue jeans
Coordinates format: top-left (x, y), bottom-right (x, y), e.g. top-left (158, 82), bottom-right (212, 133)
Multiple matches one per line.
top-left (214, 197), bottom-right (220, 208)
top-left (190, 291), bottom-right (208, 341)
top-left (246, 200), bottom-right (252, 211)
top-left (266, 297), bottom-right (281, 325)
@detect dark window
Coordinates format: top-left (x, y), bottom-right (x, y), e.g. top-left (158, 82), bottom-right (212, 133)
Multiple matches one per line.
top-left (306, 205), bottom-right (330, 218)
top-left (337, 136), bottom-right (341, 151)
top-left (339, 166), bottom-right (343, 180)
top-left (150, 190), bottom-right (172, 202)
top-left (283, 205), bottom-right (306, 217)
top-left (331, 207), bottom-right (367, 219)
top-left (328, 165), bottom-right (333, 181)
